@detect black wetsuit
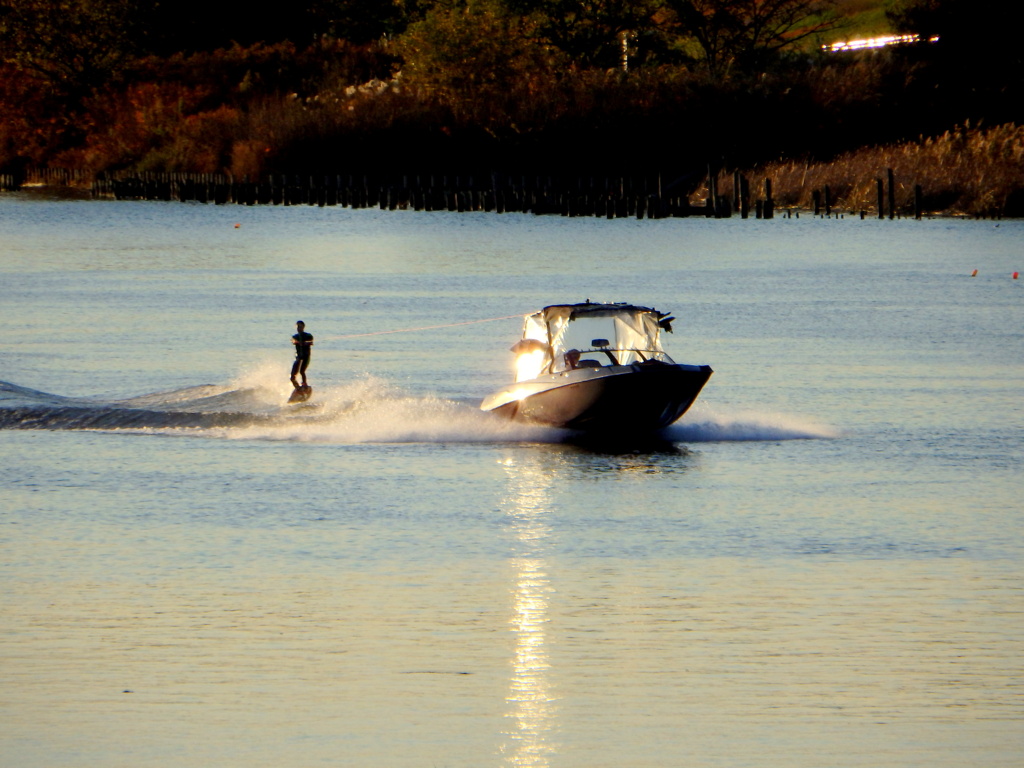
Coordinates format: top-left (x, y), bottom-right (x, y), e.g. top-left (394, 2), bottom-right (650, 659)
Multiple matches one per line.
top-left (291, 331), bottom-right (313, 380)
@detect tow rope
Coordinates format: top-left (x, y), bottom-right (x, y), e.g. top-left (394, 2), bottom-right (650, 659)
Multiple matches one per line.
top-left (322, 312), bottom-right (525, 341)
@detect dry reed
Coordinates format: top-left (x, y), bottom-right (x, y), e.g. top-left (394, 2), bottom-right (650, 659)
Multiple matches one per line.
top-left (743, 123), bottom-right (1024, 216)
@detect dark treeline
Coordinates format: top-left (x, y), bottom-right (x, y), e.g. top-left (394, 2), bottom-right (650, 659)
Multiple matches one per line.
top-left (1, 0), bottom-right (1021, 208)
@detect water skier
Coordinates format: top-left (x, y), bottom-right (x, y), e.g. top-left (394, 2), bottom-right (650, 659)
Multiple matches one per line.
top-left (290, 320), bottom-right (313, 388)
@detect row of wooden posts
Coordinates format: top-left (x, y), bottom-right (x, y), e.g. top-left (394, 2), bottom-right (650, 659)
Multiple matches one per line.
top-left (4, 167), bottom-right (933, 219)
top-left (0, 173), bottom-right (22, 191)
top-left (718, 169), bottom-right (925, 220)
top-left (89, 171), bottom-right (717, 219)
top-left (2, 167), bottom-right (91, 190)
top-left (811, 169), bottom-right (924, 220)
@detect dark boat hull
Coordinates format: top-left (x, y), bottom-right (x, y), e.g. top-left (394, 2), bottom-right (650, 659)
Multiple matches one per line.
top-left (488, 363), bottom-right (712, 433)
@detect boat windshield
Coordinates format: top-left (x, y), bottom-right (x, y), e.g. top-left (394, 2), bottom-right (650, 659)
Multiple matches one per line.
top-left (513, 304), bottom-right (675, 381)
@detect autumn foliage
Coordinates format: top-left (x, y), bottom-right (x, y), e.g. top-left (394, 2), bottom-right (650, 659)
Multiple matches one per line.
top-left (1, 0), bottom-right (1022, 213)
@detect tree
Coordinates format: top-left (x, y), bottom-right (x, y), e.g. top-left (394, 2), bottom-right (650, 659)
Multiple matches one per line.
top-left (661, 0), bottom-right (840, 78)
top-left (311, 0), bottom-right (427, 44)
top-left (886, 0), bottom-right (1020, 64)
top-left (397, 0), bottom-right (552, 99)
top-left (885, 0), bottom-right (1023, 125)
top-left (506, 0), bottom-right (660, 69)
top-left (139, 1), bottom-right (317, 55)
top-left (0, 0), bottom-right (145, 103)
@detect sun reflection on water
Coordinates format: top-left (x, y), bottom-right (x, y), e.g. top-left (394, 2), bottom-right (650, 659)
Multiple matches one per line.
top-left (500, 455), bottom-right (557, 768)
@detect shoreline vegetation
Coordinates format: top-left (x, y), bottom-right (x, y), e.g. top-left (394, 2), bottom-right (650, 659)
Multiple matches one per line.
top-left (1, 1), bottom-right (1022, 217)
top-left (7, 122), bottom-right (1020, 219)
top-left (751, 123), bottom-right (1024, 217)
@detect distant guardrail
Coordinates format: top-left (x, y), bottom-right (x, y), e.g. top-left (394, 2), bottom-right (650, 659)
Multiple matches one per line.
top-left (823, 33), bottom-right (939, 53)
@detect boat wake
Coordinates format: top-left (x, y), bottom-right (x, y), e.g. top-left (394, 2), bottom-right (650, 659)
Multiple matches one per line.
top-left (0, 375), bottom-right (837, 444)
top-left (0, 374), bottom-right (553, 443)
top-left (664, 403), bottom-right (841, 442)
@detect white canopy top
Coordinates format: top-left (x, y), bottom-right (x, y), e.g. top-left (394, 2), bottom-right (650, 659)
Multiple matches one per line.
top-left (512, 302), bottom-right (676, 381)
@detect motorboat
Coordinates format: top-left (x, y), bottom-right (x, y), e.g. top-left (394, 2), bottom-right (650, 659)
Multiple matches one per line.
top-left (480, 301), bottom-right (712, 433)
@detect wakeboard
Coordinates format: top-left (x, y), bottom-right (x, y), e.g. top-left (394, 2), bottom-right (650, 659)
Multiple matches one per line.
top-left (288, 384), bottom-right (313, 403)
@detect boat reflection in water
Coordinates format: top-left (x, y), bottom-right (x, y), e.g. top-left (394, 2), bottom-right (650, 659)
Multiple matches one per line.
top-left (481, 302), bottom-right (712, 435)
top-left (500, 453), bottom-right (556, 768)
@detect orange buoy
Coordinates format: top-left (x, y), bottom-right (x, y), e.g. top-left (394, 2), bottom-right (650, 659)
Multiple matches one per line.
top-left (234, 223), bottom-right (241, 228)
top-left (971, 269), bottom-right (978, 277)
top-left (1014, 272), bottom-right (1019, 279)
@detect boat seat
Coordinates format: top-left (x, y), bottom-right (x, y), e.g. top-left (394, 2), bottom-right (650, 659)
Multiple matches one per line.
top-left (576, 359), bottom-right (602, 368)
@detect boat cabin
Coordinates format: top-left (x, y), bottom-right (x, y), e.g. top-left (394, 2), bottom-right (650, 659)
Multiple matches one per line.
top-left (511, 302), bottom-right (676, 382)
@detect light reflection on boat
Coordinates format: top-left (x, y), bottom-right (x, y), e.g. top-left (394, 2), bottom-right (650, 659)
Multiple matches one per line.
top-left (500, 454), bottom-right (556, 767)
top-left (482, 302), bottom-right (712, 435)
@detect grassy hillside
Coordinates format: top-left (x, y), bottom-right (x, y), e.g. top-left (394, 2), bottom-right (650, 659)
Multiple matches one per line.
top-left (831, 0), bottom-right (893, 40)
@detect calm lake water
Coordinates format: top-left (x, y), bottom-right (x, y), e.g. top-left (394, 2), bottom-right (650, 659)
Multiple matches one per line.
top-left (1, 192), bottom-right (1022, 768)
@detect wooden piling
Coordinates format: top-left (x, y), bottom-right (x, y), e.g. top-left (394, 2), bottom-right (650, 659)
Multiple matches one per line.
top-left (20, 165), bottom-right (942, 225)
top-left (887, 168), bottom-right (896, 220)
top-left (707, 168), bottom-right (719, 218)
